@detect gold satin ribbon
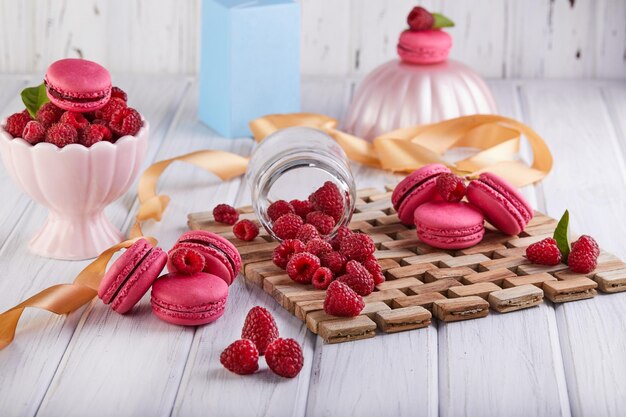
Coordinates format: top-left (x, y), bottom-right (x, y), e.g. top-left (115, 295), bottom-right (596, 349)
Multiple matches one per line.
top-left (249, 113), bottom-right (552, 187)
top-left (0, 112), bottom-right (552, 349)
top-left (0, 237), bottom-right (156, 349)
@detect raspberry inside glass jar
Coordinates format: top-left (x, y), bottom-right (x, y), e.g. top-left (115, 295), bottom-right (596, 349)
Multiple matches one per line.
top-left (246, 127), bottom-right (356, 241)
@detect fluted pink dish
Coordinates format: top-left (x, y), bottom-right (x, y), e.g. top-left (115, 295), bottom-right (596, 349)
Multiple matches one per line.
top-left (0, 121), bottom-right (148, 260)
top-left (344, 59), bottom-right (497, 141)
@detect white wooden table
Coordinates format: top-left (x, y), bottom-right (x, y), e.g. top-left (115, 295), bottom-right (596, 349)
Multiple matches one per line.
top-left (0, 75), bottom-right (625, 417)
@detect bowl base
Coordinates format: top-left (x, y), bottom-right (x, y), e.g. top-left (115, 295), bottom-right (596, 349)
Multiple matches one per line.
top-left (29, 212), bottom-right (124, 261)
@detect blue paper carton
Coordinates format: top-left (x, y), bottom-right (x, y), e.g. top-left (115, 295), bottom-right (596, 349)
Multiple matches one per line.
top-left (199, 0), bottom-right (300, 138)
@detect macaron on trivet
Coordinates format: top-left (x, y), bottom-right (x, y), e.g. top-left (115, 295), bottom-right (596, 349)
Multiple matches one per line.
top-left (414, 201), bottom-right (485, 250)
top-left (167, 230), bottom-right (242, 286)
top-left (98, 238), bottom-right (168, 314)
top-left (466, 172), bottom-right (533, 235)
top-left (391, 163), bottom-right (451, 225)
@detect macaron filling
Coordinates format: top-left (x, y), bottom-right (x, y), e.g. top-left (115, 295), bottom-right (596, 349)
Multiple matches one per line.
top-left (44, 80), bottom-right (110, 104)
top-left (151, 296), bottom-right (226, 319)
top-left (476, 176), bottom-right (532, 229)
top-left (179, 238), bottom-right (236, 276)
top-left (105, 248), bottom-right (154, 306)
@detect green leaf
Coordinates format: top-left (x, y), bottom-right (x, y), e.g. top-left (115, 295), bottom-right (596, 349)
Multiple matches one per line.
top-left (21, 83), bottom-right (49, 118)
top-left (432, 13), bottom-right (455, 29)
top-left (553, 210), bottom-right (570, 262)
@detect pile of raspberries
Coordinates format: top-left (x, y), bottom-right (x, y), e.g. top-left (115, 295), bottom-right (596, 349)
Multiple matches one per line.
top-left (220, 306), bottom-right (304, 378)
top-left (2, 87), bottom-right (142, 148)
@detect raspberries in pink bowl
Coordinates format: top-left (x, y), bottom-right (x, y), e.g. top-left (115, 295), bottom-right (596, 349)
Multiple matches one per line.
top-left (2, 85), bottom-right (143, 149)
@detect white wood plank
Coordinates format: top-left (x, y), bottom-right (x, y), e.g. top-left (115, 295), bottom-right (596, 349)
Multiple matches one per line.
top-left (437, 81), bottom-right (571, 417)
top-left (0, 76), bottom-right (188, 417)
top-left (520, 80), bottom-right (626, 416)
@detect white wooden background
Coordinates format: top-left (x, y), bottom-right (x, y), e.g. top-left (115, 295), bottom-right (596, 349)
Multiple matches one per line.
top-left (0, 0), bottom-right (625, 78)
top-left (0, 74), bottom-right (625, 416)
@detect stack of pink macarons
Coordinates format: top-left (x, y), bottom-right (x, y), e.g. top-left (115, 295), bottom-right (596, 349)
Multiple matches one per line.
top-left (392, 164), bottom-right (533, 250)
top-left (98, 230), bottom-right (242, 326)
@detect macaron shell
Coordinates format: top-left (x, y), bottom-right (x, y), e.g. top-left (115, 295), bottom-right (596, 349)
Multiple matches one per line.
top-left (111, 248), bottom-right (167, 314)
top-left (466, 173), bottom-right (533, 235)
top-left (397, 30), bottom-right (452, 64)
top-left (414, 201), bottom-right (485, 250)
top-left (151, 272), bottom-right (228, 326)
top-left (45, 58), bottom-right (112, 112)
top-left (169, 230), bottom-right (242, 285)
top-left (392, 163), bottom-right (451, 225)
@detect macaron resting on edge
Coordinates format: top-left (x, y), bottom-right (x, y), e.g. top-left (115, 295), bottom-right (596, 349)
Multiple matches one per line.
top-left (98, 238), bottom-right (167, 314)
top-left (414, 201), bottom-right (485, 250)
top-left (466, 172), bottom-right (533, 235)
top-left (44, 58), bottom-right (112, 112)
top-left (392, 163), bottom-right (451, 225)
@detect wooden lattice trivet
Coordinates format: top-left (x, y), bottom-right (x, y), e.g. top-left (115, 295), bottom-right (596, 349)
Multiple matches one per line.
top-left (188, 187), bottom-right (626, 344)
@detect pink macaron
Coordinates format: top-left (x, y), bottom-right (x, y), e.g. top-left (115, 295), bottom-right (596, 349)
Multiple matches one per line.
top-left (44, 58), bottom-right (112, 112)
top-left (151, 272), bottom-right (228, 326)
top-left (397, 29), bottom-right (452, 65)
top-left (168, 230), bottom-right (242, 286)
top-left (392, 163), bottom-right (451, 225)
top-left (98, 238), bottom-right (167, 314)
top-left (414, 201), bottom-right (485, 250)
top-left (466, 172), bottom-right (533, 235)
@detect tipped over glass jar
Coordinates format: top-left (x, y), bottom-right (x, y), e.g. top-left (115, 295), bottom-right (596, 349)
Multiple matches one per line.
top-left (246, 127), bottom-right (356, 241)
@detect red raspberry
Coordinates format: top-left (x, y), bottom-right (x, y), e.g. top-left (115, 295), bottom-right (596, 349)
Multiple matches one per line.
top-left (272, 239), bottom-right (305, 269)
top-left (4, 111), bottom-right (31, 138)
top-left (233, 219), bottom-right (259, 241)
top-left (437, 173), bottom-right (467, 202)
top-left (320, 251), bottom-right (347, 274)
top-left (571, 235), bottom-right (599, 258)
top-left (109, 107), bottom-right (142, 137)
top-left (273, 213), bottom-right (304, 240)
top-left (306, 211), bottom-right (335, 235)
top-left (22, 121), bottom-right (46, 145)
top-left (324, 281), bottom-right (364, 317)
top-left (169, 247), bottom-right (206, 275)
top-left (36, 103), bottom-right (64, 127)
top-left (213, 204), bottom-right (239, 225)
top-left (407, 6), bottom-right (434, 31)
top-left (220, 339), bottom-right (259, 375)
top-left (267, 200), bottom-right (294, 222)
top-left (265, 338), bottom-right (304, 378)
top-left (111, 86), bottom-right (128, 102)
top-left (80, 124), bottom-right (113, 147)
top-left (45, 123), bottom-right (78, 148)
top-left (304, 238), bottom-right (332, 257)
top-left (290, 199), bottom-right (314, 220)
top-left (295, 224), bottom-right (320, 243)
top-left (59, 111), bottom-right (89, 131)
top-left (526, 238), bottom-right (562, 266)
top-left (363, 255), bottom-right (385, 285)
top-left (330, 225), bottom-right (353, 250)
top-left (340, 232), bottom-right (376, 262)
top-left (309, 181), bottom-right (345, 221)
top-left (568, 239), bottom-right (599, 273)
top-left (286, 252), bottom-right (320, 284)
top-left (241, 306), bottom-right (279, 355)
top-left (95, 97), bottom-right (127, 121)
top-left (338, 260), bottom-right (374, 296)
top-left (312, 267), bottom-right (334, 290)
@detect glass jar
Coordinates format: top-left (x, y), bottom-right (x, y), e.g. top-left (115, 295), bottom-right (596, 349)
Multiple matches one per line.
top-left (246, 127), bottom-right (356, 241)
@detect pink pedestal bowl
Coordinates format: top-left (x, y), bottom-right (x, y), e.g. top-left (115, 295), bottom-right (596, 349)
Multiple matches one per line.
top-left (344, 59), bottom-right (497, 141)
top-left (0, 122), bottom-right (149, 260)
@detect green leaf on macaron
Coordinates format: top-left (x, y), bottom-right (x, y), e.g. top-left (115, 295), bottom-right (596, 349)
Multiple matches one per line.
top-left (432, 13), bottom-right (455, 29)
top-left (21, 83), bottom-right (49, 118)
top-left (553, 210), bottom-right (570, 262)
